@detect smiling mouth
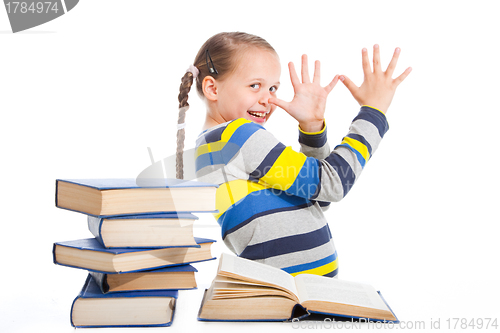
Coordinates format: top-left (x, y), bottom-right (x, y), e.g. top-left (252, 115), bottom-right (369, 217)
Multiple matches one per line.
top-left (247, 111), bottom-right (267, 119)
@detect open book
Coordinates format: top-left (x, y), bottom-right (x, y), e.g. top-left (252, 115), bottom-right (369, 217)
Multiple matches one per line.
top-left (198, 253), bottom-right (398, 322)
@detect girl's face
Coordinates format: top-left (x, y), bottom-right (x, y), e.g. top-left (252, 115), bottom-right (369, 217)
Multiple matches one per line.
top-left (211, 48), bottom-right (281, 125)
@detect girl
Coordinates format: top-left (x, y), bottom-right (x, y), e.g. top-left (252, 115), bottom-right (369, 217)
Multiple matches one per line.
top-left (176, 32), bottom-right (410, 277)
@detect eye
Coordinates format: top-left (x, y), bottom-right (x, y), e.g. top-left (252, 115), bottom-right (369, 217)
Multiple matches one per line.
top-left (269, 86), bottom-right (278, 93)
top-left (250, 83), bottom-right (260, 89)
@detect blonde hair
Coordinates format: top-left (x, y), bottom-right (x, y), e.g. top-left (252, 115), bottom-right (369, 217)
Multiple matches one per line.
top-left (175, 32), bottom-right (276, 179)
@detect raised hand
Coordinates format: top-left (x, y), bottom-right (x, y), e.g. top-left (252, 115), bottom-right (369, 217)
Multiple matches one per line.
top-left (270, 54), bottom-right (339, 133)
top-left (340, 45), bottom-right (411, 114)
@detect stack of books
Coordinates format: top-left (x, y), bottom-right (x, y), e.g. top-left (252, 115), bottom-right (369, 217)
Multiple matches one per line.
top-left (53, 178), bottom-right (218, 328)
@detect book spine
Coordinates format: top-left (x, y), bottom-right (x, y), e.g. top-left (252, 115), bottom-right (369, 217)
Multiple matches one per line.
top-left (52, 243), bottom-right (57, 264)
top-left (70, 275), bottom-right (92, 327)
top-left (54, 255), bottom-right (217, 274)
top-left (88, 271), bottom-right (109, 293)
top-left (87, 216), bottom-right (105, 247)
top-left (55, 180), bottom-right (58, 207)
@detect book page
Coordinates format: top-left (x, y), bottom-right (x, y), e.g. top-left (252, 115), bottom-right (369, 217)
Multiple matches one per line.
top-left (212, 281), bottom-right (293, 299)
top-left (215, 275), bottom-right (269, 287)
top-left (218, 253), bottom-right (298, 298)
top-left (295, 274), bottom-right (388, 311)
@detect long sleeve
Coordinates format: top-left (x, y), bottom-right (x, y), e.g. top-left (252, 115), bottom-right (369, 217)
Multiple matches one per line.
top-left (298, 121), bottom-right (331, 160)
top-left (198, 106), bottom-right (388, 202)
top-left (298, 122), bottom-right (332, 211)
top-left (194, 105), bottom-right (388, 277)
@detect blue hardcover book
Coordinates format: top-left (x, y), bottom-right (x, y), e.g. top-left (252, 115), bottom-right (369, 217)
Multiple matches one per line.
top-left (55, 178), bottom-right (218, 217)
top-left (88, 212), bottom-right (200, 248)
top-left (53, 237), bottom-right (215, 274)
top-left (71, 274), bottom-right (178, 328)
top-left (197, 254), bottom-right (399, 323)
top-left (89, 264), bottom-right (198, 293)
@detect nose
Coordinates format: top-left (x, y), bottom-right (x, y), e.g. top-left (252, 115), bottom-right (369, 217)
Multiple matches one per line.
top-left (259, 90), bottom-right (272, 107)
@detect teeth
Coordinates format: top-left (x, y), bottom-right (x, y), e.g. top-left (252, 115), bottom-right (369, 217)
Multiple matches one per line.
top-left (248, 111), bottom-right (265, 118)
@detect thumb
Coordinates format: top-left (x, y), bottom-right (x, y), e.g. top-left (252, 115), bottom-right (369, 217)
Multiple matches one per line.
top-left (269, 97), bottom-right (290, 112)
top-left (339, 75), bottom-right (359, 96)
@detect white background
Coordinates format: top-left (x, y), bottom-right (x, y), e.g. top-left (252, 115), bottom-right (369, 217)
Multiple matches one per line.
top-left (1, 1), bottom-right (499, 332)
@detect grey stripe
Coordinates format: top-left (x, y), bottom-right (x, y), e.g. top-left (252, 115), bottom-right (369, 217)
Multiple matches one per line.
top-left (246, 204), bottom-right (328, 245)
top-left (316, 159), bottom-right (344, 202)
top-left (255, 241), bottom-right (337, 270)
top-left (349, 119), bottom-right (383, 153)
top-left (300, 141), bottom-right (330, 160)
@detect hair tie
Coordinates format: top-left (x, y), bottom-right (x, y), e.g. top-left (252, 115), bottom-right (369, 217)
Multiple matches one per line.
top-left (186, 65), bottom-right (199, 79)
top-left (177, 105), bottom-right (189, 131)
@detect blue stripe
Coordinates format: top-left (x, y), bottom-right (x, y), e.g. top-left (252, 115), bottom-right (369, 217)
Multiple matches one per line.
top-left (195, 142), bottom-right (242, 172)
top-left (196, 125), bottom-right (226, 147)
top-left (249, 142), bottom-right (286, 179)
top-left (324, 152), bottom-right (356, 198)
top-left (286, 157), bottom-right (320, 199)
top-left (195, 154), bottom-right (212, 172)
top-left (337, 143), bottom-right (366, 168)
top-left (239, 224), bottom-right (332, 260)
top-left (346, 133), bottom-right (372, 157)
top-left (298, 128), bottom-right (328, 148)
top-left (196, 151), bottom-right (227, 171)
top-left (323, 267), bottom-right (338, 277)
top-left (353, 107), bottom-right (389, 138)
top-left (310, 162), bottom-right (322, 200)
top-left (196, 121), bottom-right (263, 171)
top-left (196, 121), bottom-right (263, 172)
top-left (282, 252), bottom-right (337, 274)
top-left (223, 202), bottom-right (313, 240)
top-left (226, 121), bottom-right (263, 148)
top-left (219, 189), bottom-right (312, 238)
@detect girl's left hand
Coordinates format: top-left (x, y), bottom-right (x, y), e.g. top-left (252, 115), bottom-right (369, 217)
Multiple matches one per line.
top-left (269, 54), bottom-right (339, 133)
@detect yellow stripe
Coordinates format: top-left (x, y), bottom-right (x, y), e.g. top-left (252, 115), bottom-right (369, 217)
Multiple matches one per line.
top-left (290, 258), bottom-right (338, 277)
top-left (197, 119), bottom-right (251, 159)
top-left (261, 146), bottom-right (307, 191)
top-left (196, 141), bottom-right (226, 158)
top-left (214, 179), bottom-right (269, 220)
top-left (221, 118), bottom-right (251, 143)
top-left (298, 119), bottom-right (326, 135)
top-left (362, 105), bottom-right (385, 115)
top-left (341, 136), bottom-right (370, 161)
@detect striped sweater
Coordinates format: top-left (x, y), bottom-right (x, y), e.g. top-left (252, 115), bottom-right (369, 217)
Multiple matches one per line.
top-left (195, 106), bottom-right (389, 277)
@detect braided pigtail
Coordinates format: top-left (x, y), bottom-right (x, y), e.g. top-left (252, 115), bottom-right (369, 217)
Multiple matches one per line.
top-left (175, 32), bottom-right (276, 179)
top-left (176, 65), bottom-right (199, 179)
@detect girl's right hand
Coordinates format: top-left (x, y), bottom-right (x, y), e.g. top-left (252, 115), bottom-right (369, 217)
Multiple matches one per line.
top-left (340, 45), bottom-right (411, 114)
top-left (269, 54), bottom-right (339, 133)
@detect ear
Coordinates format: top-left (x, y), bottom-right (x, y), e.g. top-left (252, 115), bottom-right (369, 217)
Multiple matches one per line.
top-left (202, 76), bottom-right (218, 101)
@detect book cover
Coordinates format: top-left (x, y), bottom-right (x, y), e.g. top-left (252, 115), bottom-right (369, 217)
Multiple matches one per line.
top-left (71, 274), bottom-right (178, 328)
top-left (89, 264), bottom-right (198, 293)
top-left (57, 178), bottom-right (218, 190)
top-left (53, 237), bottom-right (216, 273)
top-left (55, 178), bottom-right (218, 217)
top-left (305, 291), bottom-right (399, 323)
top-left (88, 212), bottom-right (199, 248)
top-left (197, 254), bottom-right (399, 323)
